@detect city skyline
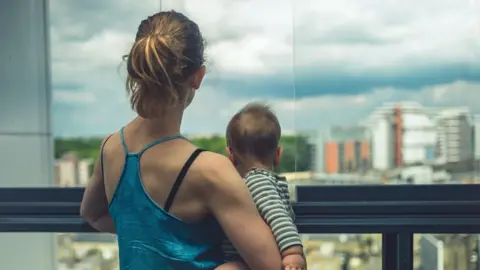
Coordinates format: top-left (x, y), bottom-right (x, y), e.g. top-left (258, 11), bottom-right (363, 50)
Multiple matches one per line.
top-left (51, 0), bottom-right (480, 138)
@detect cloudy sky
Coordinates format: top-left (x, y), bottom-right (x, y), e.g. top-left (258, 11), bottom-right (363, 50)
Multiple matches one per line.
top-left (50, 0), bottom-right (480, 137)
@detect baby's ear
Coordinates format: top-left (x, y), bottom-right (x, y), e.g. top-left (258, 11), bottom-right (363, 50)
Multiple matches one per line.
top-left (226, 147), bottom-right (235, 164)
top-left (274, 147), bottom-right (283, 167)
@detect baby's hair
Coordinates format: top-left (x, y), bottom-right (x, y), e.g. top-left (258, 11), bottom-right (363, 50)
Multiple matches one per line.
top-left (124, 10), bottom-right (205, 118)
top-left (226, 102), bottom-right (281, 164)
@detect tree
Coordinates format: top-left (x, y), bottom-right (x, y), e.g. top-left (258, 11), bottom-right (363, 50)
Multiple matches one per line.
top-left (54, 134), bottom-right (312, 174)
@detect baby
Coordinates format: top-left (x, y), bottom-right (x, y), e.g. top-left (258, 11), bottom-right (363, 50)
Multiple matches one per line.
top-left (216, 102), bottom-right (306, 270)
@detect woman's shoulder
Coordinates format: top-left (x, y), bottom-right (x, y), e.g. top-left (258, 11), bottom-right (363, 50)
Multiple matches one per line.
top-left (193, 151), bottom-right (234, 179)
top-left (190, 151), bottom-right (243, 193)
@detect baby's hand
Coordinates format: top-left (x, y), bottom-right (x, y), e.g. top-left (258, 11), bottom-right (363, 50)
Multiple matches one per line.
top-left (282, 254), bottom-right (306, 270)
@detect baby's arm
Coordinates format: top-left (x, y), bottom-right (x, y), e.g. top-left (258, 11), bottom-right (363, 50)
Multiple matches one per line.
top-left (244, 174), bottom-right (305, 268)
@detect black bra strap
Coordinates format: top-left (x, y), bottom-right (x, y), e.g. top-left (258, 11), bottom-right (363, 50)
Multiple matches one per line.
top-left (164, 149), bottom-right (205, 212)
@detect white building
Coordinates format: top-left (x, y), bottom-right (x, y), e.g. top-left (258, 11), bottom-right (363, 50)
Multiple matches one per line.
top-left (55, 160), bottom-right (77, 187)
top-left (78, 159), bottom-right (93, 186)
top-left (365, 102), bottom-right (437, 170)
top-left (434, 108), bottom-right (474, 164)
top-left (472, 115), bottom-right (480, 160)
top-left (55, 153), bottom-right (93, 187)
top-left (369, 116), bottom-right (393, 170)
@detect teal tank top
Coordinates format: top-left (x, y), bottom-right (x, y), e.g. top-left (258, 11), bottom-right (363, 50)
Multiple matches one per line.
top-left (106, 128), bottom-right (225, 270)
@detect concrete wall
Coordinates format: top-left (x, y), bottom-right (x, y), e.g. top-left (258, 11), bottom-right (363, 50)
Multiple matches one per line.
top-left (0, 0), bottom-right (56, 269)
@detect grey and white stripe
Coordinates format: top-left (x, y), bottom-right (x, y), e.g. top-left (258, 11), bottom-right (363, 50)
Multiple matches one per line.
top-left (222, 169), bottom-right (302, 260)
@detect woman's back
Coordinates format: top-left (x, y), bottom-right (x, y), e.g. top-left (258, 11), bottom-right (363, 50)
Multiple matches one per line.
top-left (104, 124), bottom-right (224, 269)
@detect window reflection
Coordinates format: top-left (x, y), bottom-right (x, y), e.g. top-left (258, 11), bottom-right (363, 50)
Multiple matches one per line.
top-left (49, 0), bottom-right (480, 269)
top-left (292, 0), bottom-right (480, 186)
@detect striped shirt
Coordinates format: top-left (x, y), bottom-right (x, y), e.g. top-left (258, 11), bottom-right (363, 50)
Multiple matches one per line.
top-left (221, 168), bottom-right (303, 260)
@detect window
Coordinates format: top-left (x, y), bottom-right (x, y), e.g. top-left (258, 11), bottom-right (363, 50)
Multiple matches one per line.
top-left (47, 0), bottom-right (480, 269)
top-left (1, 0), bottom-right (478, 269)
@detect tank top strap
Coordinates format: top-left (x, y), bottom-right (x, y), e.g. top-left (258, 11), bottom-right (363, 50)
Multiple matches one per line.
top-left (120, 126), bottom-right (187, 156)
top-left (138, 135), bottom-right (188, 156)
top-left (119, 127), bottom-right (129, 154)
top-left (164, 148), bottom-right (205, 212)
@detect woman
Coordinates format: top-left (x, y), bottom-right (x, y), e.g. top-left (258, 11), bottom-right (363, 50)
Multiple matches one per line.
top-left (80, 10), bottom-right (282, 270)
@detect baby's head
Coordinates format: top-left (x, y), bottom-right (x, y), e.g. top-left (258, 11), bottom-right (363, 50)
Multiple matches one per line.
top-left (226, 103), bottom-right (282, 172)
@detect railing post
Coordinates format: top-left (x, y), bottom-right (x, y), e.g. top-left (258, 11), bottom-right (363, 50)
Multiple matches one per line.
top-left (383, 233), bottom-right (398, 270)
top-left (382, 232), bottom-right (414, 270)
top-left (398, 233), bottom-right (414, 270)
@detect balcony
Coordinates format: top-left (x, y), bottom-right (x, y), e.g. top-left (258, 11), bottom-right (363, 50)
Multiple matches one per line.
top-left (1, 184), bottom-right (480, 270)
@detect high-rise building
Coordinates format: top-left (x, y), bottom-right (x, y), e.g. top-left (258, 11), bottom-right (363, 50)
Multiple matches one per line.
top-left (434, 108), bottom-right (474, 164)
top-left (365, 102), bottom-right (437, 170)
top-left (315, 126), bottom-right (371, 174)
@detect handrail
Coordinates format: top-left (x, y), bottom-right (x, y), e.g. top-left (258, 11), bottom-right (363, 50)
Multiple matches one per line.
top-left (0, 185), bottom-right (479, 233)
top-left (1, 185), bottom-right (479, 270)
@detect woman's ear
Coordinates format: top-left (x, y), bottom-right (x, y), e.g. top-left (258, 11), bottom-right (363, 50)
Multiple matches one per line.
top-left (191, 65), bottom-right (206, 90)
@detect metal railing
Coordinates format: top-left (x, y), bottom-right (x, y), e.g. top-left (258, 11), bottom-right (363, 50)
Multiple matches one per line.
top-left (1, 184), bottom-right (480, 270)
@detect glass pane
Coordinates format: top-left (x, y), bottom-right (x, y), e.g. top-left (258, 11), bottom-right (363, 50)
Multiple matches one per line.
top-left (58, 233), bottom-right (119, 270)
top-left (0, 232), bottom-right (120, 270)
top-left (293, 0), bottom-right (480, 185)
top-left (302, 233), bottom-right (382, 270)
top-left (52, 0), bottom-right (299, 183)
top-left (0, 233), bottom-right (56, 270)
top-left (415, 234), bottom-right (479, 270)
top-left (161, 0), bottom-right (296, 165)
top-left (51, 0), bottom-right (160, 186)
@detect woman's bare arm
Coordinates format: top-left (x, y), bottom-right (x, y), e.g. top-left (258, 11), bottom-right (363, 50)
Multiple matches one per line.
top-left (80, 136), bottom-right (116, 233)
top-left (200, 153), bottom-right (282, 270)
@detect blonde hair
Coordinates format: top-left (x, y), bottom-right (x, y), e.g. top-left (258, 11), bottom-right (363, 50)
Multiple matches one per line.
top-left (125, 11), bottom-right (205, 118)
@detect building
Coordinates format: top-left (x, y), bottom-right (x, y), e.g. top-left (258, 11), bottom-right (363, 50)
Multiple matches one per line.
top-left (366, 102), bottom-right (437, 170)
top-left (473, 115), bottom-right (480, 160)
top-left (315, 126), bottom-right (371, 174)
top-left (434, 108), bottom-right (474, 165)
top-left (55, 152), bottom-right (93, 187)
top-left (55, 153), bottom-right (78, 187)
top-left (78, 159), bottom-right (93, 186)
top-left (0, 1), bottom-right (56, 269)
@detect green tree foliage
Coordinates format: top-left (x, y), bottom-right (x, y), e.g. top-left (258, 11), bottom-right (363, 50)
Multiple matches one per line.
top-left (55, 138), bottom-right (102, 159)
top-left (54, 135), bottom-right (312, 174)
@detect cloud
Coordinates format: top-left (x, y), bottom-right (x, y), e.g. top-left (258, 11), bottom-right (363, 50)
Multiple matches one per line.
top-left (54, 80), bottom-right (480, 137)
top-left (49, 0), bottom-right (480, 136)
top-left (183, 80), bottom-right (480, 135)
top-left (54, 90), bottom-right (96, 104)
